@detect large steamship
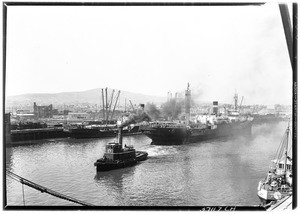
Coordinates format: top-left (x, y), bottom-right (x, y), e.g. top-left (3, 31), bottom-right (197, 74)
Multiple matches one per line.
top-left (140, 84), bottom-right (252, 145)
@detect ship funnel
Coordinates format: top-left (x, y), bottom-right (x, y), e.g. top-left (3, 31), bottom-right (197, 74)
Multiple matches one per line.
top-left (234, 92), bottom-right (238, 111)
top-left (185, 83), bottom-right (191, 125)
top-left (117, 127), bottom-right (123, 145)
top-left (213, 101), bottom-right (218, 115)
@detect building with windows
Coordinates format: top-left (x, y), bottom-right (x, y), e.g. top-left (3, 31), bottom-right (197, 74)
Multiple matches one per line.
top-left (33, 102), bottom-right (53, 119)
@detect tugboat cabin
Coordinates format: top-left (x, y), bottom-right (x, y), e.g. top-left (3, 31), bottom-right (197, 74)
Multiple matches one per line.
top-left (271, 158), bottom-right (292, 186)
top-left (271, 158), bottom-right (292, 174)
top-left (104, 142), bottom-right (136, 161)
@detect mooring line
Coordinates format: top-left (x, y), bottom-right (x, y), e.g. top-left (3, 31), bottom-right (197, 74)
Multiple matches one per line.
top-left (6, 170), bottom-right (95, 206)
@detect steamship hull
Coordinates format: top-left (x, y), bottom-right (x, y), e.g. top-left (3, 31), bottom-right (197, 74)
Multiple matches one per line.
top-left (69, 126), bottom-right (141, 139)
top-left (141, 121), bottom-right (252, 145)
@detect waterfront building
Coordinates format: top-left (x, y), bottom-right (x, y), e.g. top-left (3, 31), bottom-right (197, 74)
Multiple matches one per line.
top-left (33, 102), bottom-right (53, 119)
top-left (16, 113), bottom-right (35, 121)
top-left (67, 112), bottom-right (90, 121)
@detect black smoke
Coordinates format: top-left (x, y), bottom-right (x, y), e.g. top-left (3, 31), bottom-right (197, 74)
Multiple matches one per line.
top-left (145, 103), bottom-right (160, 120)
top-left (119, 112), bottom-right (151, 128)
top-left (161, 98), bottom-right (184, 120)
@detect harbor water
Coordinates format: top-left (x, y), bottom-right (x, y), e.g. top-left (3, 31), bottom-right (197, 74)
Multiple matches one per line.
top-left (5, 121), bottom-right (289, 206)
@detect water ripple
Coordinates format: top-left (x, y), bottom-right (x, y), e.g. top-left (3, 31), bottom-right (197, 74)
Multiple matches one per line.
top-left (5, 122), bottom-right (287, 206)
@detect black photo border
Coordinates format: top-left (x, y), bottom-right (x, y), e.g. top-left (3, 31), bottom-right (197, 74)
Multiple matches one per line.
top-left (2, 1), bottom-right (297, 211)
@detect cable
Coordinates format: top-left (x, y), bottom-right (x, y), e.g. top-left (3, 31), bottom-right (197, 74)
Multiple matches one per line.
top-left (6, 170), bottom-right (95, 206)
top-left (21, 182), bottom-right (25, 206)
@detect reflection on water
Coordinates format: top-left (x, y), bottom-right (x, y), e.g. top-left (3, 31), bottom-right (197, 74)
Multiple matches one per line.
top-left (6, 146), bottom-right (13, 171)
top-left (94, 167), bottom-right (138, 206)
top-left (5, 122), bottom-right (289, 206)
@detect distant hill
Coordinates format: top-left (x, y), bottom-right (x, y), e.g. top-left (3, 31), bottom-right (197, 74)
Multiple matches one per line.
top-left (5, 88), bottom-right (166, 107)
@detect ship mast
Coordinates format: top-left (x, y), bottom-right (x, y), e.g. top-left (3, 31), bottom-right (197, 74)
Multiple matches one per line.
top-left (110, 90), bottom-right (121, 121)
top-left (234, 91), bottom-right (238, 111)
top-left (185, 83), bottom-right (191, 125)
top-left (101, 89), bottom-right (105, 120)
top-left (284, 124), bottom-right (290, 174)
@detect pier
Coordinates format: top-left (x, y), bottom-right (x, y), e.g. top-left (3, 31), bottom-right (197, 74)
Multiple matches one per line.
top-left (9, 128), bottom-right (68, 142)
top-left (267, 196), bottom-right (293, 211)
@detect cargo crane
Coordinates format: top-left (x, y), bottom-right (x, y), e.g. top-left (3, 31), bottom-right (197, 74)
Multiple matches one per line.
top-left (129, 100), bottom-right (135, 112)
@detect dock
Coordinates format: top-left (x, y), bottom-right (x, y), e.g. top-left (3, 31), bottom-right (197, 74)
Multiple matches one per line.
top-left (267, 195), bottom-right (293, 211)
top-left (9, 127), bottom-right (68, 142)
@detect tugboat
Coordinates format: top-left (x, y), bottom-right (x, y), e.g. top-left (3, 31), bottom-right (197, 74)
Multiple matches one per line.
top-left (257, 123), bottom-right (292, 206)
top-left (94, 104), bottom-right (151, 172)
top-left (140, 83), bottom-right (252, 145)
top-left (94, 128), bottom-right (148, 171)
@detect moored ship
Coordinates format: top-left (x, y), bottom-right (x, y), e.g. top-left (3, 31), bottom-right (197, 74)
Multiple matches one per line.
top-left (67, 89), bottom-right (142, 139)
top-left (257, 123), bottom-right (292, 206)
top-left (252, 114), bottom-right (288, 124)
top-left (140, 84), bottom-right (252, 145)
top-left (67, 122), bottom-right (141, 139)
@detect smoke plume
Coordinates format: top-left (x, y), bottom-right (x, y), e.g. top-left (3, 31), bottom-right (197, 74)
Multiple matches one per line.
top-left (145, 103), bottom-right (160, 120)
top-left (161, 98), bottom-right (184, 120)
top-left (119, 112), bottom-right (151, 128)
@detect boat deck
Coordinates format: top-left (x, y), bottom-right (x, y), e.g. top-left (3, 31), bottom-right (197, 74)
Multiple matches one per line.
top-left (260, 181), bottom-right (291, 193)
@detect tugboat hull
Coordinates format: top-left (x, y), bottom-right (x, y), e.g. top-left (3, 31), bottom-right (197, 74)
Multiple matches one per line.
top-left (257, 195), bottom-right (273, 206)
top-left (257, 180), bottom-right (292, 206)
top-left (257, 185), bottom-right (276, 205)
top-left (94, 158), bottom-right (138, 171)
top-left (94, 150), bottom-right (148, 172)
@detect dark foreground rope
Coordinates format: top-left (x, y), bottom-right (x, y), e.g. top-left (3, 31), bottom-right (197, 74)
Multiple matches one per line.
top-left (6, 170), bottom-right (95, 206)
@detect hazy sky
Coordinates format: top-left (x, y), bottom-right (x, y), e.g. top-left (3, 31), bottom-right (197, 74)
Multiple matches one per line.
top-left (6, 3), bottom-right (293, 106)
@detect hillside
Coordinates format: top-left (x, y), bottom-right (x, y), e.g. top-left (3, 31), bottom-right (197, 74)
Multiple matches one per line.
top-left (6, 88), bottom-right (166, 107)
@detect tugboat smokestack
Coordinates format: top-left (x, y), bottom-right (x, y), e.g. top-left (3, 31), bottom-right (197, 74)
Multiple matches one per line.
top-left (117, 127), bottom-right (123, 146)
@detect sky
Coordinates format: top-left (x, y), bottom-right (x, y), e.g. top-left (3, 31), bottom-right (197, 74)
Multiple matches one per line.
top-left (5, 3), bottom-right (293, 106)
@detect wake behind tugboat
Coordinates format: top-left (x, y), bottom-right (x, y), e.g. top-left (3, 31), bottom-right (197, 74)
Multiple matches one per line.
top-left (141, 84), bottom-right (253, 145)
